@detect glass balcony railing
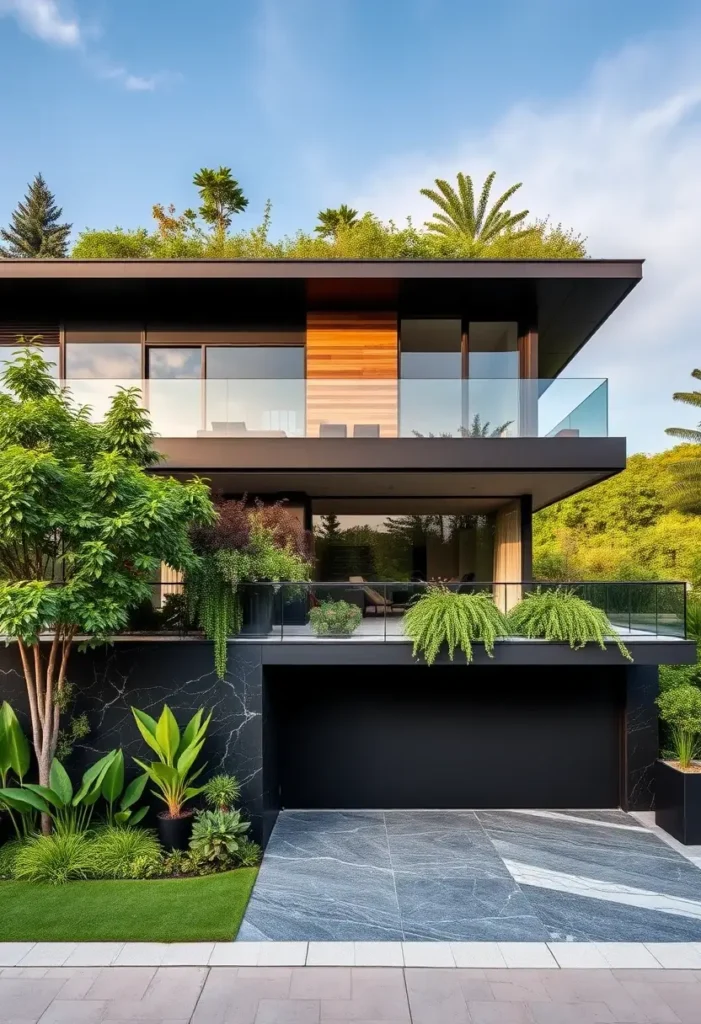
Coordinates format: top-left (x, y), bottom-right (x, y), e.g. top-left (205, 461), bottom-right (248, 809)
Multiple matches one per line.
top-left (126, 580), bottom-right (686, 642)
top-left (61, 378), bottom-right (608, 439)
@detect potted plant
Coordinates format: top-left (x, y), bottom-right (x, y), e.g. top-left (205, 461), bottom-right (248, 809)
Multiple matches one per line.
top-left (131, 704), bottom-right (211, 850)
top-left (655, 684), bottom-right (701, 844)
top-left (309, 598), bottom-right (362, 637)
top-left (507, 587), bottom-right (632, 660)
top-left (187, 498), bottom-right (312, 676)
top-left (403, 585), bottom-right (508, 665)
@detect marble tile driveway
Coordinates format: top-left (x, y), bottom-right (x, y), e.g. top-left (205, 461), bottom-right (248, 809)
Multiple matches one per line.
top-left (239, 809), bottom-right (701, 942)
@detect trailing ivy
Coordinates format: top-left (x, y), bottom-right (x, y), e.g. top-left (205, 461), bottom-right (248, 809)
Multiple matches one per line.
top-left (508, 587), bottom-right (632, 661)
top-left (186, 504), bottom-right (312, 678)
top-left (403, 585), bottom-right (508, 665)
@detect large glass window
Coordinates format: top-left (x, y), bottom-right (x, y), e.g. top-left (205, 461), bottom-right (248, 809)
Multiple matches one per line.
top-left (148, 347), bottom-right (201, 379)
top-left (204, 347), bottom-right (305, 437)
top-left (65, 343), bottom-right (141, 421)
top-left (0, 346), bottom-right (58, 378)
top-left (65, 343), bottom-right (141, 379)
top-left (400, 320), bottom-right (462, 436)
top-left (206, 347), bottom-right (304, 379)
top-left (147, 348), bottom-right (202, 437)
top-left (466, 323), bottom-right (519, 436)
top-left (468, 322), bottom-right (518, 378)
top-left (312, 510), bottom-right (496, 584)
top-left (400, 319), bottom-right (462, 379)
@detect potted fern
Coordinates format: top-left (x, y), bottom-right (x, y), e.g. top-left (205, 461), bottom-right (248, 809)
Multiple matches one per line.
top-left (655, 685), bottom-right (701, 844)
top-left (403, 585), bottom-right (507, 664)
top-left (507, 587), bottom-right (632, 661)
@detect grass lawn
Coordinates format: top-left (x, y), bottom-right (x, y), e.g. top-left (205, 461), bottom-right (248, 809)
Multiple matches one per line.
top-left (0, 868), bottom-right (258, 942)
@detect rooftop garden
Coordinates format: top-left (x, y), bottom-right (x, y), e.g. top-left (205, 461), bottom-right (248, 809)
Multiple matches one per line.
top-left (2, 168), bottom-right (586, 261)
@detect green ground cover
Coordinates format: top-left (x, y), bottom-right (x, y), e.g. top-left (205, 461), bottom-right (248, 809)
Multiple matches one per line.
top-left (0, 868), bottom-right (257, 942)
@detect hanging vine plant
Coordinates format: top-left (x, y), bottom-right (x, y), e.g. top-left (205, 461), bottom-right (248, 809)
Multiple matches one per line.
top-left (186, 498), bottom-right (312, 678)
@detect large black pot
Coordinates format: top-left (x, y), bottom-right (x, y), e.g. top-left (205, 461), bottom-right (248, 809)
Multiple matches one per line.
top-left (240, 583), bottom-right (275, 636)
top-left (157, 811), bottom-right (194, 851)
top-left (655, 759), bottom-right (701, 845)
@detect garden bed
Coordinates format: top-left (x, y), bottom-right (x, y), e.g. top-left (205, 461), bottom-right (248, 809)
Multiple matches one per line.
top-left (0, 868), bottom-right (258, 942)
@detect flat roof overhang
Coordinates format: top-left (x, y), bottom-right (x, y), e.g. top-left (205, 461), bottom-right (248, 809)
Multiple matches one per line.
top-left (0, 258), bottom-right (643, 377)
top-left (153, 436), bottom-right (627, 511)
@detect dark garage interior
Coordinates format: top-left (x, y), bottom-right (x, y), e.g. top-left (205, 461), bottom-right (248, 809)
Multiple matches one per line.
top-left (264, 665), bottom-right (624, 811)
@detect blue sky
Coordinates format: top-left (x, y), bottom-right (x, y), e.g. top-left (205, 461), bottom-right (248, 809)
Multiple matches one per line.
top-left (1, 0), bottom-right (700, 453)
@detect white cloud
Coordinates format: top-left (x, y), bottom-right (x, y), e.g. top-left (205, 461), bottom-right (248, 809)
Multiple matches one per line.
top-left (0, 0), bottom-right (171, 92)
top-left (351, 33), bottom-right (701, 454)
top-left (0, 0), bottom-right (79, 46)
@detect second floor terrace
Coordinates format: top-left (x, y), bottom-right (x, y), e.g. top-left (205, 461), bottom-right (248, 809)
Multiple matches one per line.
top-left (38, 374), bottom-right (608, 440)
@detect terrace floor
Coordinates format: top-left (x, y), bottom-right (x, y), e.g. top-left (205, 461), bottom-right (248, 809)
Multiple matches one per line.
top-left (239, 810), bottom-right (701, 943)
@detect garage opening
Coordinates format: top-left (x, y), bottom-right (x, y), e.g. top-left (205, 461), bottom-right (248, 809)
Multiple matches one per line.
top-left (265, 665), bottom-right (623, 810)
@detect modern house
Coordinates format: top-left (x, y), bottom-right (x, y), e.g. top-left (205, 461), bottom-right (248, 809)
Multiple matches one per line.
top-left (0, 258), bottom-right (694, 843)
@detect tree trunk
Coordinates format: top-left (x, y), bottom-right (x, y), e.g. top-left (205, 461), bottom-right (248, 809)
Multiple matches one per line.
top-left (17, 629), bottom-right (75, 835)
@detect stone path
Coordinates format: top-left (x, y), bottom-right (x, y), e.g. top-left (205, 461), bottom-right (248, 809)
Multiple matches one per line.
top-left (3, 964), bottom-right (701, 1022)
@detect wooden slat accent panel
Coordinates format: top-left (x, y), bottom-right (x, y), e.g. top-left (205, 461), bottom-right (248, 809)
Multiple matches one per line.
top-left (306, 312), bottom-right (398, 437)
top-left (0, 324), bottom-right (60, 345)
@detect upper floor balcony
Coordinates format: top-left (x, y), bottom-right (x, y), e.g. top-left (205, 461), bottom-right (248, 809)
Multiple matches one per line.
top-left (62, 376), bottom-right (608, 439)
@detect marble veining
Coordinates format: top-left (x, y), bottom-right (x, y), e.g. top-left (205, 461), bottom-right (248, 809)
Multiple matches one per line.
top-left (240, 808), bottom-right (701, 941)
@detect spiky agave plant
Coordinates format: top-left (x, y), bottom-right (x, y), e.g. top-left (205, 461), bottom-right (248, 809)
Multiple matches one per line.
top-left (403, 585), bottom-right (508, 665)
top-left (508, 588), bottom-right (632, 661)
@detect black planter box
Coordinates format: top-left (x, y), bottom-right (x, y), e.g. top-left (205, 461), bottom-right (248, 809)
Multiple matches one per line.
top-left (240, 584), bottom-right (275, 636)
top-left (655, 759), bottom-right (701, 845)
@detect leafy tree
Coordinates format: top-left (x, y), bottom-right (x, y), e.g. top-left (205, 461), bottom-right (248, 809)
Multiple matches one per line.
top-left (0, 344), bottom-right (214, 823)
top-left (315, 205), bottom-right (359, 239)
top-left (420, 171), bottom-right (530, 243)
top-left (192, 167), bottom-right (248, 235)
top-left (1, 174), bottom-right (71, 258)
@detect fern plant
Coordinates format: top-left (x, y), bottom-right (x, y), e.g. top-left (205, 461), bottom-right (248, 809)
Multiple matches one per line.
top-left (508, 588), bottom-right (632, 660)
top-left (403, 585), bottom-right (508, 665)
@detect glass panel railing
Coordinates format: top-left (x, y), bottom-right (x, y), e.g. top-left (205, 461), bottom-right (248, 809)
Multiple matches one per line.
top-left (60, 378), bottom-right (608, 439)
top-left (124, 580), bottom-right (687, 641)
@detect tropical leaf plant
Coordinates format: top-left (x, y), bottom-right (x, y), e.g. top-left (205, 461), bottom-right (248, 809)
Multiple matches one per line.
top-left (0, 702), bottom-right (32, 837)
top-left (508, 587), bottom-right (632, 661)
top-left (421, 171), bottom-right (531, 243)
top-left (22, 751), bottom-right (118, 834)
top-left (131, 704), bottom-right (211, 818)
top-left (403, 585), bottom-right (508, 665)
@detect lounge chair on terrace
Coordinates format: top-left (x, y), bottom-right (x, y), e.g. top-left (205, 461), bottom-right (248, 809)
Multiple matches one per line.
top-left (348, 577), bottom-right (408, 615)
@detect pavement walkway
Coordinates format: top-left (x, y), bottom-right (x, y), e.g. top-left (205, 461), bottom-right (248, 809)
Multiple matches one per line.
top-left (3, 964), bottom-right (701, 1023)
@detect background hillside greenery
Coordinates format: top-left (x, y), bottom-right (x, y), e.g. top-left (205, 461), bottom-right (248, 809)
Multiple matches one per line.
top-left (533, 446), bottom-right (701, 585)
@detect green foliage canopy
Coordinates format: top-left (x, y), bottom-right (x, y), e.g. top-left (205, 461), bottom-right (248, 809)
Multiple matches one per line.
top-left (533, 447), bottom-right (701, 584)
top-left (0, 345), bottom-right (214, 796)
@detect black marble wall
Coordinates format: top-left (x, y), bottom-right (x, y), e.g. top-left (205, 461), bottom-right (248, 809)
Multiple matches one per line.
top-left (0, 642), bottom-right (660, 840)
top-left (0, 640), bottom-right (275, 843)
top-left (622, 665), bottom-right (659, 812)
